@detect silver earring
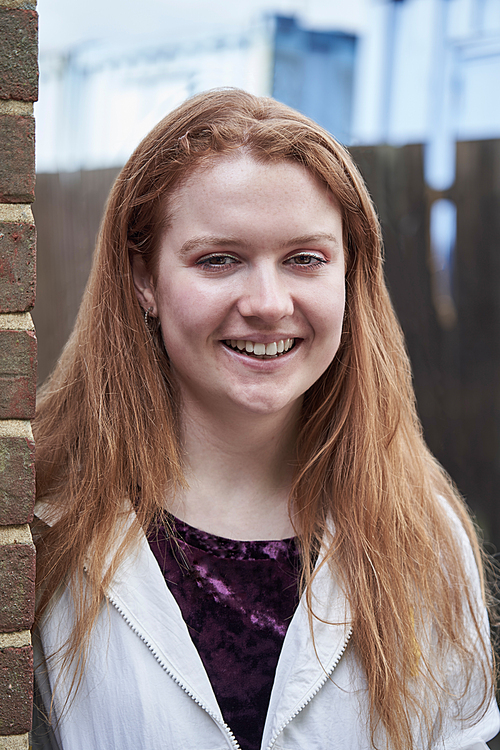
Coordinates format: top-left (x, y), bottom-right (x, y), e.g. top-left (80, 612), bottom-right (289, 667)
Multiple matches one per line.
top-left (144, 306), bottom-right (153, 327)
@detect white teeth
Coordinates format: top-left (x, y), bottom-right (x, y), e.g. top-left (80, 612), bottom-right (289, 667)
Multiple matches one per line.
top-left (224, 338), bottom-right (295, 357)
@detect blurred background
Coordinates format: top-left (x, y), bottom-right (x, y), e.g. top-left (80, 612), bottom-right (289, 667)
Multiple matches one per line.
top-left (33, 0), bottom-right (500, 551)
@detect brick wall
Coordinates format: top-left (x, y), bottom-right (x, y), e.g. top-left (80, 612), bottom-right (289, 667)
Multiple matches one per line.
top-left (0, 1), bottom-right (38, 748)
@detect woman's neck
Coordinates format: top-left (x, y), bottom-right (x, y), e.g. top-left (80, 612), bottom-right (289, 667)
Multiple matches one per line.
top-left (169, 398), bottom-right (301, 541)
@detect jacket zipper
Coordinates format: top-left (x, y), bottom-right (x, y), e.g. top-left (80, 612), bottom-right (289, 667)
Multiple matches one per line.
top-left (265, 626), bottom-right (353, 750)
top-left (108, 594), bottom-right (241, 750)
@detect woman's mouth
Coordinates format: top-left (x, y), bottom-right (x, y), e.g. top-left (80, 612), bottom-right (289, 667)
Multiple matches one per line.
top-left (223, 338), bottom-right (296, 359)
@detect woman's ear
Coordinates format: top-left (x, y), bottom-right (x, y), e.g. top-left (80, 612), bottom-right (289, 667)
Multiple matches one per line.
top-left (130, 253), bottom-right (157, 316)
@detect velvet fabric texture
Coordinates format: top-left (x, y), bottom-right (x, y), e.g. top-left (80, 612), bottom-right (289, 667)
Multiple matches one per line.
top-left (147, 517), bottom-right (300, 750)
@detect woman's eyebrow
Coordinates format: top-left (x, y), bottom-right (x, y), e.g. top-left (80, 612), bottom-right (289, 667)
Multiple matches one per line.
top-left (277, 233), bottom-right (341, 250)
top-left (177, 233), bottom-right (341, 258)
top-left (177, 236), bottom-right (242, 258)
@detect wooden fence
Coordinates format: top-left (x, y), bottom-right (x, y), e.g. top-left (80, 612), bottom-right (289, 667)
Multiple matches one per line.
top-left (32, 141), bottom-right (500, 548)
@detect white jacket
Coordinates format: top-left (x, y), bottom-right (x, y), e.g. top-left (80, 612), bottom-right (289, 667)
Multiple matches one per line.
top-left (36, 511), bottom-right (500, 750)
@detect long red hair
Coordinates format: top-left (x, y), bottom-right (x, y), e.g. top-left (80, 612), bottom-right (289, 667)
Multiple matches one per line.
top-left (34, 88), bottom-right (494, 748)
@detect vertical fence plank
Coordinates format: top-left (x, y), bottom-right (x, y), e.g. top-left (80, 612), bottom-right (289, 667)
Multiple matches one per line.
top-left (32, 168), bottom-right (119, 383)
top-left (451, 140), bottom-right (500, 542)
top-left (352, 140), bottom-right (500, 547)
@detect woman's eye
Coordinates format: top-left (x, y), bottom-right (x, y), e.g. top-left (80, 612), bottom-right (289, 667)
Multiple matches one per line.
top-left (287, 253), bottom-right (326, 268)
top-left (196, 254), bottom-right (239, 270)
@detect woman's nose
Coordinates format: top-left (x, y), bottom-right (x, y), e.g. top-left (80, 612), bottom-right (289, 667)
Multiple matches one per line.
top-left (236, 267), bottom-right (294, 322)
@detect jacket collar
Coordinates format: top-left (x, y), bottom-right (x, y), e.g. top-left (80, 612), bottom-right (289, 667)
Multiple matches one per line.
top-left (106, 526), bottom-right (225, 721)
top-left (262, 550), bottom-right (352, 748)
top-left (35, 501), bottom-right (224, 719)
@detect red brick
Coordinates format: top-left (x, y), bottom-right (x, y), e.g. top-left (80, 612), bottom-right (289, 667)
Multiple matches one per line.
top-left (0, 646), bottom-right (33, 735)
top-left (0, 329), bottom-right (37, 419)
top-left (0, 220), bottom-right (36, 312)
top-left (0, 435), bottom-right (35, 525)
top-left (0, 8), bottom-right (38, 102)
top-left (0, 115), bottom-right (35, 203)
top-left (0, 544), bottom-right (35, 632)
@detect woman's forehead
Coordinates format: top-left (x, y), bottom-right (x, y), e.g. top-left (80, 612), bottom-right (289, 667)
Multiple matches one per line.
top-left (165, 149), bottom-right (340, 217)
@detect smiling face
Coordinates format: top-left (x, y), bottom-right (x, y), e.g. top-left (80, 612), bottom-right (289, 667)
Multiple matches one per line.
top-left (132, 152), bottom-right (346, 423)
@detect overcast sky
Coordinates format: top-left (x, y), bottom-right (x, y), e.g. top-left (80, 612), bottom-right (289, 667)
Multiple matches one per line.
top-left (38, 0), bottom-right (369, 55)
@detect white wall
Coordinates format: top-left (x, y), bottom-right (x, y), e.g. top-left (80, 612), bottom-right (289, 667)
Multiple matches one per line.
top-left (35, 0), bottom-right (368, 172)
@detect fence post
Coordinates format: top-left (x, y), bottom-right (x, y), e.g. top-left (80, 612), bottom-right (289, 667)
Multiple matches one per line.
top-left (0, 1), bottom-right (38, 747)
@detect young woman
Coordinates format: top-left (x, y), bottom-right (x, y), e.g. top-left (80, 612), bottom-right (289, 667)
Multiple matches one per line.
top-left (32, 89), bottom-right (499, 750)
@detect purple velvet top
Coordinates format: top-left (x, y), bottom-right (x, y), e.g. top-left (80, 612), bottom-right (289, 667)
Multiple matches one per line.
top-left (147, 516), bottom-right (301, 750)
